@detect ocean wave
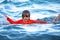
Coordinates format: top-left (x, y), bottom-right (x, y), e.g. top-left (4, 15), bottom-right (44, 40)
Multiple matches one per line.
top-left (0, 24), bottom-right (60, 40)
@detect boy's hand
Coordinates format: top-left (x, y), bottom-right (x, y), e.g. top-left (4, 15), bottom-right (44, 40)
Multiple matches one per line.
top-left (3, 14), bottom-right (7, 17)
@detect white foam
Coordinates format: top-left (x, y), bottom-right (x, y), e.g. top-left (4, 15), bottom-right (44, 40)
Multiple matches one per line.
top-left (11, 0), bottom-right (29, 2)
top-left (0, 0), bottom-right (4, 3)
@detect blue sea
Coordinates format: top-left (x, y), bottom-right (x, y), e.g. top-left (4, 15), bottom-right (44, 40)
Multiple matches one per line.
top-left (0, 0), bottom-right (60, 40)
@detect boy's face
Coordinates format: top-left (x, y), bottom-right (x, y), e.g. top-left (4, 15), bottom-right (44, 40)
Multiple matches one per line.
top-left (58, 14), bottom-right (60, 18)
top-left (23, 13), bottom-right (30, 21)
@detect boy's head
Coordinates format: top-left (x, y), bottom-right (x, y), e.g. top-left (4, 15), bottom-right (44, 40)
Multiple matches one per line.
top-left (22, 10), bottom-right (30, 20)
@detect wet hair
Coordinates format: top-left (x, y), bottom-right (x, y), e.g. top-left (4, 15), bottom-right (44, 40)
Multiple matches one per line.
top-left (22, 10), bottom-right (30, 18)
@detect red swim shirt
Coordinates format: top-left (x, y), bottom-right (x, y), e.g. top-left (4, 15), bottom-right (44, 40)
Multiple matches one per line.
top-left (7, 17), bottom-right (47, 24)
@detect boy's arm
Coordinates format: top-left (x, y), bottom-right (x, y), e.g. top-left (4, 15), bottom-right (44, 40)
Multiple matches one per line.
top-left (36, 20), bottom-right (47, 24)
top-left (4, 14), bottom-right (16, 24)
top-left (54, 16), bottom-right (59, 23)
top-left (54, 14), bottom-right (60, 22)
top-left (7, 17), bottom-right (16, 24)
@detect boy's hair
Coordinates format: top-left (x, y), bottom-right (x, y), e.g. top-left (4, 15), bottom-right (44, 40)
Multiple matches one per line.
top-left (22, 10), bottom-right (30, 18)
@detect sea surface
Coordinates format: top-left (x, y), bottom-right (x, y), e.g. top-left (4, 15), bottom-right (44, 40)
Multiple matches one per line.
top-left (0, 0), bottom-right (60, 40)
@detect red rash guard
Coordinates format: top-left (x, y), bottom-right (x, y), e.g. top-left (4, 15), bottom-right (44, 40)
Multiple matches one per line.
top-left (7, 17), bottom-right (47, 24)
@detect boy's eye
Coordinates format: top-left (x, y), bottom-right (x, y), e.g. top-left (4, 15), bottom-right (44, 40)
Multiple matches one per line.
top-left (24, 15), bottom-right (29, 17)
top-left (26, 15), bottom-right (29, 17)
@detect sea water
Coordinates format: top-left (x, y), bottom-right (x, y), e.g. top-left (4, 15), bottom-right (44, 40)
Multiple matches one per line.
top-left (0, 0), bottom-right (60, 40)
